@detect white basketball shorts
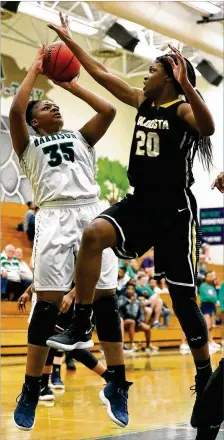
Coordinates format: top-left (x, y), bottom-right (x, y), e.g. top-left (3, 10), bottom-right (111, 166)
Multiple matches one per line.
top-left (32, 200), bottom-right (118, 292)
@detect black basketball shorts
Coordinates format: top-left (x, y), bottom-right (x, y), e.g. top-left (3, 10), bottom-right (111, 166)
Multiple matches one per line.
top-left (97, 188), bottom-right (201, 288)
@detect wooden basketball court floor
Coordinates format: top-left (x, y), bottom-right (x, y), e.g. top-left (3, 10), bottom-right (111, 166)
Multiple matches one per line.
top-left (1, 350), bottom-right (223, 440)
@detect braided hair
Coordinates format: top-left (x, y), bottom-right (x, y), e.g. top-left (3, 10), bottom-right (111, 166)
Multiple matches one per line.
top-left (155, 54), bottom-right (213, 171)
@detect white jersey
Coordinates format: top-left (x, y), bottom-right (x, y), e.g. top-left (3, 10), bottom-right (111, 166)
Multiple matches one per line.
top-left (19, 130), bottom-right (100, 207)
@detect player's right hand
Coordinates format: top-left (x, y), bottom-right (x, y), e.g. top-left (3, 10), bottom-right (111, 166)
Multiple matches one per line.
top-left (18, 292), bottom-right (31, 312)
top-left (31, 44), bottom-right (46, 75)
top-left (211, 172), bottom-right (224, 193)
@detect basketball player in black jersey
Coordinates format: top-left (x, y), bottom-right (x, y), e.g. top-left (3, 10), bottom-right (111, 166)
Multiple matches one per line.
top-left (47, 13), bottom-right (215, 428)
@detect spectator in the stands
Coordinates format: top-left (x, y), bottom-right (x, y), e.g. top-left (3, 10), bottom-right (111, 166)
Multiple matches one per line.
top-left (136, 273), bottom-right (154, 297)
top-left (117, 267), bottom-right (130, 293)
top-left (118, 284), bottom-right (151, 351)
top-left (199, 271), bottom-right (220, 353)
top-left (119, 259), bottom-right (138, 279)
top-left (148, 278), bottom-right (171, 327)
top-left (23, 201), bottom-right (35, 233)
top-left (26, 205), bottom-right (38, 243)
top-left (136, 274), bottom-right (163, 328)
top-left (1, 244), bottom-right (22, 300)
top-left (15, 248), bottom-right (33, 289)
top-left (200, 242), bottom-right (211, 263)
top-left (140, 248), bottom-right (154, 276)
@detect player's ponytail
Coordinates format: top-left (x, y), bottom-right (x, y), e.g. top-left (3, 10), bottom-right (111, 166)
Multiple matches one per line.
top-left (156, 55), bottom-right (213, 171)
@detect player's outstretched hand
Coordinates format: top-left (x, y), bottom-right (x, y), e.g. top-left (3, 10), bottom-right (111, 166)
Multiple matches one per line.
top-left (18, 291), bottom-right (31, 312)
top-left (47, 12), bottom-right (72, 41)
top-left (167, 44), bottom-right (188, 88)
top-left (211, 172), bottom-right (224, 193)
top-left (31, 44), bottom-right (46, 75)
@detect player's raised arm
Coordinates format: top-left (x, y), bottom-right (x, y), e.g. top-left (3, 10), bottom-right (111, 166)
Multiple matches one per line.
top-left (52, 77), bottom-right (116, 147)
top-left (9, 45), bottom-right (46, 157)
top-left (48, 13), bottom-right (144, 109)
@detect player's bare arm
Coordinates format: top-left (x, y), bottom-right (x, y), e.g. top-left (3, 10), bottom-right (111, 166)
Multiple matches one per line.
top-left (47, 12), bottom-right (144, 109)
top-left (167, 45), bottom-right (215, 136)
top-left (9, 45), bottom-right (46, 157)
top-left (53, 77), bottom-right (116, 146)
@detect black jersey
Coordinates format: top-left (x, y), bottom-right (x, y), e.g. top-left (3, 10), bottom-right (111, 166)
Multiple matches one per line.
top-left (128, 98), bottom-right (198, 191)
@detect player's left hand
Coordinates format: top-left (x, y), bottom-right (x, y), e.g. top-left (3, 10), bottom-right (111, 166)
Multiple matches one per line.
top-left (167, 44), bottom-right (189, 87)
top-left (47, 12), bottom-right (72, 40)
top-left (211, 172), bottom-right (224, 193)
top-left (18, 291), bottom-right (31, 312)
top-left (60, 292), bottom-right (73, 313)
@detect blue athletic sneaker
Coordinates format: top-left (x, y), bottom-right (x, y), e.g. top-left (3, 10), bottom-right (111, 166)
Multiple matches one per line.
top-left (51, 373), bottom-right (65, 389)
top-left (99, 381), bottom-right (132, 428)
top-left (14, 383), bottom-right (40, 431)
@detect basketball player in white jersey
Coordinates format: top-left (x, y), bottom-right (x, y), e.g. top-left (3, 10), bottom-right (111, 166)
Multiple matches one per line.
top-left (10, 44), bottom-right (123, 431)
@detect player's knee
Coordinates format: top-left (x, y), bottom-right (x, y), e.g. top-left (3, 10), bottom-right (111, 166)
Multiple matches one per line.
top-left (28, 300), bottom-right (58, 347)
top-left (82, 223), bottom-right (104, 251)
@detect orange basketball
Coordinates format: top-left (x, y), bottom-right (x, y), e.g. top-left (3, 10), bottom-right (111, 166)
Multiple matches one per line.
top-left (43, 42), bottom-right (81, 82)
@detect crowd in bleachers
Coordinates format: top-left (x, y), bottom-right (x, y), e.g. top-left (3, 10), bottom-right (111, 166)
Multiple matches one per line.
top-left (1, 235), bottom-right (223, 354)
top-left (116, 245), bottom-right (224, 354)
top-left (1, 244), bottom-right (33, 301)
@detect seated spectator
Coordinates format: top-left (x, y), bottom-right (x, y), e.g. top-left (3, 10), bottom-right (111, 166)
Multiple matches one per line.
top-left (1, 244), bottom-right (23, 301)
top-left (135, 273), bottom-right (154, 298)
top-left (117, 267), bottom-right (130, 293)
top-left (200, 242), bottom-right (211, 263)
top-left (27, 205), bottom-right (38, 243)
top-left (119, 259), bottom-right (137, 279)
top-left (15, 248), bottom-right (33, 289)
top-left (148, 278), bottom-right (171, 327)
top-left (140, 249), bottom-right (154, 276)
top-left (136, 275), bottom-right (163, 328)
top-left (23, 201), bottom-right (35, 233)
top-left (118, 284), bottom-right (151, 351)
top-left (199, 271), bottom-right (220, 353)
top-left (158, 278), bottom-right (169, 294)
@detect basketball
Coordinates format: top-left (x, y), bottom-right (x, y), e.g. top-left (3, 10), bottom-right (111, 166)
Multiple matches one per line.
top-left (43, 42), bottom-right (81, 82)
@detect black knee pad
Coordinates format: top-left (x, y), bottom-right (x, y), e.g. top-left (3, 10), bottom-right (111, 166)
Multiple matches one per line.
top-left (72, 349), bottom-right (98, 370)
top-left (169, 285), bottom-right (208, 349)
top-left (28, 300), bottom-right (58, 347)
top-left (93, 295), bottom-right (122, 343)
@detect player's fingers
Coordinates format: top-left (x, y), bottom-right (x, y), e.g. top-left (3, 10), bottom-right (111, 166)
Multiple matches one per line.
top-left (65, 14), bottom-right (69, 27)
top-left (47, 24), bottom-right (59, 33)
top-left (59, 11), bottom-right (65, 25)
top-left (167, 56), bottom-right (176, 68)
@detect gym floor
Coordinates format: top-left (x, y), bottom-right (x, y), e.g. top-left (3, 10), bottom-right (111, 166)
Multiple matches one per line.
top-left (1, 351), bottom-right (223, 440)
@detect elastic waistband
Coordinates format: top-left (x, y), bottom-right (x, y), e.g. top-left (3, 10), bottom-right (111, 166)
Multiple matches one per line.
top-left (40, 197), bottom-right (100, 208)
